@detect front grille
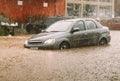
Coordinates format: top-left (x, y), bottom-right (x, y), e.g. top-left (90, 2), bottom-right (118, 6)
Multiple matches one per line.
top-left (28, 41), bottom-right (43, 45)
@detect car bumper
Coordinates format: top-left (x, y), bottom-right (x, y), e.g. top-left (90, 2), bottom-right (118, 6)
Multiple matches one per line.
top-left (24, 43), bottom-right (58, 49)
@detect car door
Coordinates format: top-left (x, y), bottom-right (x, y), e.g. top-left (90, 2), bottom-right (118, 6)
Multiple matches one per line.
top-left (70, 20), bottom-right (87, 47)
top-left (85, 20), bottom-right (100, 45)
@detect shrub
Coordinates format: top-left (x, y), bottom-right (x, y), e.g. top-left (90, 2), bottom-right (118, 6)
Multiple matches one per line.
top-left (0, 26), bottom-right (9, 36)
top-left (0, 13), bottom-right (12, 36)
top-left (0, 13), bottom-right (10, 23)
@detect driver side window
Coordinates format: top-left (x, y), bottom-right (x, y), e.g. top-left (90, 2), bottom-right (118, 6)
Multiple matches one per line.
top-left (73, 21), bottom-right (85, 31)
top-left (86, 20), bottom-right (97, 30)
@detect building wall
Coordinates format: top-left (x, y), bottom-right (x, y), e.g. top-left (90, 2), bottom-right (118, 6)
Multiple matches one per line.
top-left (0, 0), bottom-right (65, 22)
top-left (0, 0), bottom-right (115, 22)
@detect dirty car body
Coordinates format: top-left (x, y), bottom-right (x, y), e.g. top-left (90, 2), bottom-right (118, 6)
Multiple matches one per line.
top-left (24, 18), bottom-right (111, 50)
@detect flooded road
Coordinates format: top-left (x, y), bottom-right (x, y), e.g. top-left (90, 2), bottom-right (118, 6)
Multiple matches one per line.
top-left (0, 31), bottom-right (120, 81)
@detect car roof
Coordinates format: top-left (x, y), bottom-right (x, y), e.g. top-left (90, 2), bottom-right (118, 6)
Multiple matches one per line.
top-left (64, 18), bottom-right (95, 22)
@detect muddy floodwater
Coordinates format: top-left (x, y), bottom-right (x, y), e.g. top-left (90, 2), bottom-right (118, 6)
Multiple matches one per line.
top-left (0, 31), bottom-right (120, 81)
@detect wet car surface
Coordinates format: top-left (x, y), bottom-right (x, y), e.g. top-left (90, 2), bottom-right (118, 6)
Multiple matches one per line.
top-left (0, 31), bottom-right (120, 81)
top-left (24, 18), bottom-right (111, 50)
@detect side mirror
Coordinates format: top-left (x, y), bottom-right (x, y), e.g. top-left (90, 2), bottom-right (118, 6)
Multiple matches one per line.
top-left (41, 29), bottom-right (45, 32)
top-left (71, 27), bottom-right (80, 33)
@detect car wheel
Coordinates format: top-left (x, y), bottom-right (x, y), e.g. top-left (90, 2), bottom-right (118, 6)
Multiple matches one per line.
top-left (59, 42), bottom-right (70, 50)
top-left (99, 38), bottom-right (107, 45)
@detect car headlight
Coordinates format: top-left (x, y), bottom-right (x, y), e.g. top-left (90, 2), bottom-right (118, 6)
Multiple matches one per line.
top-left (24, 40), bottom-right (28, 45)
top-left (44, 39), bottom-right (55, 44)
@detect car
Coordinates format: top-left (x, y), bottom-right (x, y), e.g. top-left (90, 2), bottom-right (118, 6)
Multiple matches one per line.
top-left (25, 16), bottom-right (72, 34)
top-left (24, 18), bottom-right (111, 50)
top-left (100, 17), bottom-right (120, 30)
top-left (108, 17), bottom-right (120, 30)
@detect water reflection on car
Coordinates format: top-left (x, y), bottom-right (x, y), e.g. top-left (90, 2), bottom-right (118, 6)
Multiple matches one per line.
top-left (24, 18), bottom-right (111, 50)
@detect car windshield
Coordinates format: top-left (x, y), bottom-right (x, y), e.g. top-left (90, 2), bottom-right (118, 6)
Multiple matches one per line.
top-left (44, 18), bottom-right (57, 26)
top-left (45, 21), bottom-right (73, 32)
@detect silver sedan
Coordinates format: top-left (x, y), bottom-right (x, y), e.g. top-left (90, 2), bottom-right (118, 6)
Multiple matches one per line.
top-left (24, 18), bottom-right (111, 50)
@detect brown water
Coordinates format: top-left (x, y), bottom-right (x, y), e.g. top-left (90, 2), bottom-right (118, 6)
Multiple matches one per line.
top-left (0, 31), bottom-right (120, 81)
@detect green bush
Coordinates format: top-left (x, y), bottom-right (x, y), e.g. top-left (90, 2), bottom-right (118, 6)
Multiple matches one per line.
top-left (0, 13), bottom-right (10, 23)
top-left (0, 13), bottom-right (11, 36)
top-left (0, 26), bottom-right (9, 36)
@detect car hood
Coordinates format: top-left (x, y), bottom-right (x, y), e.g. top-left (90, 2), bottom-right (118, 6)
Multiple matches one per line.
top-left (29, 32), bottom-right (66, 41)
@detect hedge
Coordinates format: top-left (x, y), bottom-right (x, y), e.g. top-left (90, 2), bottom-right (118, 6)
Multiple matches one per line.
top-left (0, 26), bottom-right (9, 36)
